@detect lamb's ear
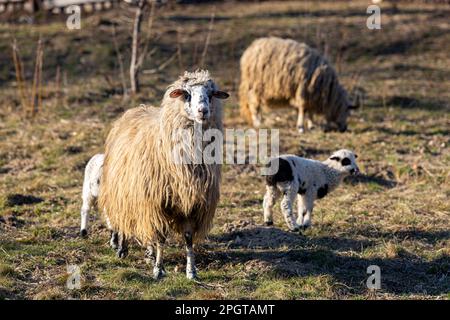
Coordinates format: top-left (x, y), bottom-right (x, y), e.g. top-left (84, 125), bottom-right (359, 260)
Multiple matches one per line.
top-left (330, 156), bottom-right (340, 161)
top-left (212, 91), bottom-right (229, 99)
top-left (169, 89), bottom-right (185, 98)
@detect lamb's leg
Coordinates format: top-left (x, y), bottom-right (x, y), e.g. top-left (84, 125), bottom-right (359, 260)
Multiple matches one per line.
top-left (300, 196), bottom-right (314, 230)
top-left (263, 186), bottom-right (280, 226)
top-left (184, 230), bottom-right (197, 280)
top-left (153, 237), bottom-right (166, 280)
top-left (280, 186), bottom-right (300, 232)
top-left (116, 233), bottom-right (128, 259)
top-left (80, 199), bottom-right (91, 237)
top-left (296, 195), bottom-right (307, 227)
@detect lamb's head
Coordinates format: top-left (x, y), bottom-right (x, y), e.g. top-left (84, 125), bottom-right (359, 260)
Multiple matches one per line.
top-left (168, 71), bottom-right (229, 124)
top-left (325, 149), bottom-right (360, 176)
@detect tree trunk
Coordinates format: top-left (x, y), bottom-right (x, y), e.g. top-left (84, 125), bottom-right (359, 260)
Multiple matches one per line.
top-left (130, 0), bottom-right (146, 95)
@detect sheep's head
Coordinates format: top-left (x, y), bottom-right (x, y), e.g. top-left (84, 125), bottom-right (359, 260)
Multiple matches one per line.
top-left (325, 149), bottom-right (360, 176)
top-left (326, 88), bottom-right (359, 133)
top-left (169, 81), bottom-right (229, 123)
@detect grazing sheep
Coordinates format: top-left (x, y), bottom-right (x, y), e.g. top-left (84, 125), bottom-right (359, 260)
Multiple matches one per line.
top-left (99, 70), bottom-right (229, 279)
top-left (263, 149), bottom-right (360, 231)
top-left (239, 37), bottom-right (358, 133)
top-left (79, 154), bottom-right (128, 258)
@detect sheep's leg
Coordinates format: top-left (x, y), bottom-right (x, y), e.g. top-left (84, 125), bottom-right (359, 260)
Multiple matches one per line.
top-left (296, 195), bottom-right (307, 226)
top-left (249, 93), bottom-right (262, 127)
top-left (296, 102), bottom-right (306, 133)
top-left (144, 244), bottom-right (156, 265)
top-left (184, 230), bottom-right (197, 280)
top-left (109, 231), bottom-right (119, 250)
top-left (105, 216), bottom-right (119, 250)
top-left (300, 196), bottom-right (314, 230)
top-left (263, 186), bottom-right (280, 226)
top-left (306, 112), bottom-right (315, 130)
top-left (153, 238), bottom-right (166, 280)
top-left (280, 185), bottom-right (300, 232)
top-left (116, 233), bottom-right (128, 259)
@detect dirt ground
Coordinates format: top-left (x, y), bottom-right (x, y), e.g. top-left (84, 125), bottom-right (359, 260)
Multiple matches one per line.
top-left (0, 0), bottom-right (449, 299)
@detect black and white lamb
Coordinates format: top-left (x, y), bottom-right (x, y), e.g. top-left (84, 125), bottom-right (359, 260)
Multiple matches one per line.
top-left (263, 149), bottom-right (360, 231)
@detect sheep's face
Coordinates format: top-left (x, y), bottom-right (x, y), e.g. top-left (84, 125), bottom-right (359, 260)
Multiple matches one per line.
top-left (327, 149), bottom-right (360, 176)
top-left (170, 84), bottom-right (229, 123)
top-left (328, 98), bottom-right (359, 132)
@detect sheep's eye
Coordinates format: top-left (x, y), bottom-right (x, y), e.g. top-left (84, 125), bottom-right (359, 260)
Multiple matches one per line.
top-left (341, 158), bottom-right (351, 166)
top-left (184, 92), bottom-right (191, 101)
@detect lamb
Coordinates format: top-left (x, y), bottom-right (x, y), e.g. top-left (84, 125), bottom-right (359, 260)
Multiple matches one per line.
top-left (263, 149), bottom-right (360, 231)
top-left (98, 70), bottom-right (229, 279)
top-left (79, 153), bottom-right (127, 257)
top-left (80, 153), bottom-right (104, 238)
top-left (239, 37), bottom-right (358, 133)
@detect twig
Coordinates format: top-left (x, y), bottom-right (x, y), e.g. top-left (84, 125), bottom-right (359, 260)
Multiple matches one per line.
top-left (142, 51), bottom-right (178, 75)
top-left (136, 1), bottom-right (156, 70)
top-left (112, 25), bottom-right (128, 98)
top-left (30, 38), bottom-right (43, 117)
top-left (11, 39), bottom-right (29, 115)
top-left (199, 9), bottom-right (215, 68)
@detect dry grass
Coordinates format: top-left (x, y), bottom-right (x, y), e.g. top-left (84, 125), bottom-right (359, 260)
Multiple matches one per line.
top-left (0, 1), bottom-right (449, 300)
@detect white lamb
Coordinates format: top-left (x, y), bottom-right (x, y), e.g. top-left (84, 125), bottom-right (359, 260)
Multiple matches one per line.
top-left (263, 149), bottom-right (360, 231)
top-left (80, 153), bottom-right (104, 237)
top-left (79, 153), bottom-right (128, 258)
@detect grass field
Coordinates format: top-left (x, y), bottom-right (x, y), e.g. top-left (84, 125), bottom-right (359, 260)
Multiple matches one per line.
top-left (0, 0), bottom-right (449, 299)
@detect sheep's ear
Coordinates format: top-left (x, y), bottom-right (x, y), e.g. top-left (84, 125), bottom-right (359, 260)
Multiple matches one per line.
top-left (330, 156), bottom-right (340, 161)
top-left (169, 89), bottom-right (185, 98)
top-left (212, 91), bottom-right (229, 99)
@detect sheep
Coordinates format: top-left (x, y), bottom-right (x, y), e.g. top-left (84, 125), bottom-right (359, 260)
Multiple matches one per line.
top-left (263, 149), bottom-right (360, 231)
top-left (98, 70), bottom-right (229, 279)
top-left (239, 37), bottom-right (358, 133)
top-left (79, 153), bottom-right (128, 258)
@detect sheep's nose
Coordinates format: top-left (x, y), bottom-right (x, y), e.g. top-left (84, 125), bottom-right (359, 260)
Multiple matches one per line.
top-left (198, 107), bottom-right (208, 115)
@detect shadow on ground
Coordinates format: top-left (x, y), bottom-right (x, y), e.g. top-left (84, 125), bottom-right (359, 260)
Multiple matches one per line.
top-left (204, 226), bottom-right (449, 295)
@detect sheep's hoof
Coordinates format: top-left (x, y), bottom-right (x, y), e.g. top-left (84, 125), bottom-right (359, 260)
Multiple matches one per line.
top-left (289, 227), bottom-right (300, 232)
top-left (264, 221), bottom-right (273, 226)
top-left (186, 270), bottom-right (197, 280)
top-left (80, 229), bottom-right (88, 238)
top-left (298, 126), bottom-right (305, 134)
top-left (153, 267), bottom-right (166, 280)
top-left (117, 247), bottom-right (128, 259)
top-left (300, 225), bottom-right (310, 231)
